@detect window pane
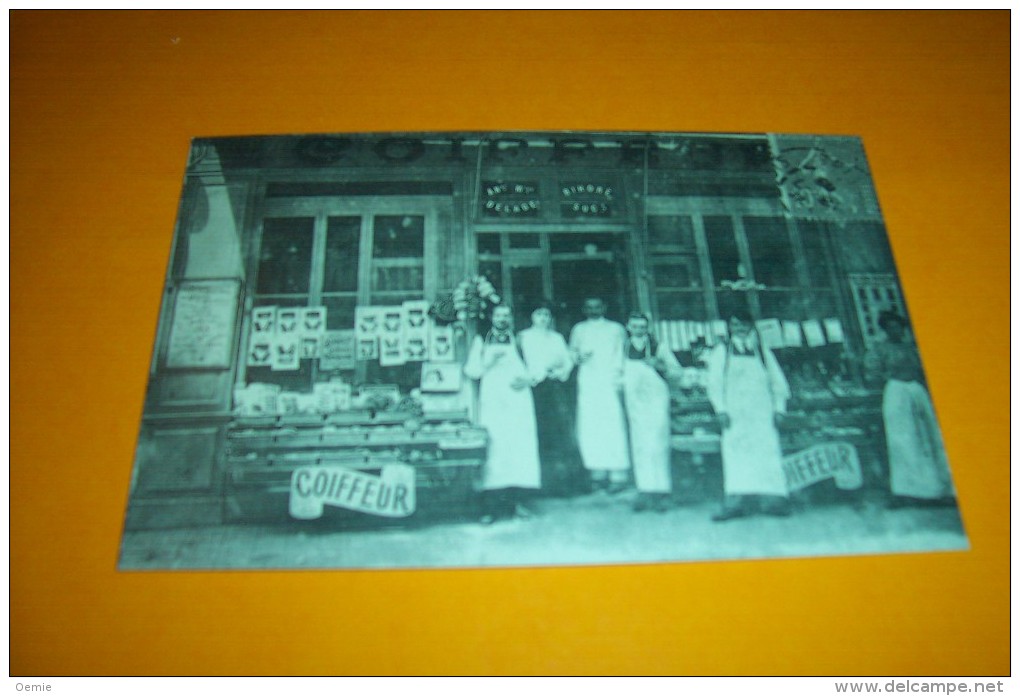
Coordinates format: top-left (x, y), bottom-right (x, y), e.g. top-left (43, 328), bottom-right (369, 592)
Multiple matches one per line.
top-left (703, 216), bottom-right (741, 287)
top-left (652, 259), bottom-right (701, 290)
top-left (372, 215), bottom-right (424, 258)
top-left (257, 218), bottom-right (314, 294)
top-left (647, 215), bottom-right (695, 253)
top-left (373, 264), bottom-right (424, 292)
top-left (714, 289), bottom-right (753, 321)
top-left (656, 291), bottom-right (706, 321)
top-left (509, 233), bottom-right (540, 249)
top-left (477, 233), bottom-right (501, 256)
top-left (323, 216), bottom-right (361, 292)
top-left (744, 216), bottom-right (797, 288)
top-left (322, 296), bottom-right (358, 331)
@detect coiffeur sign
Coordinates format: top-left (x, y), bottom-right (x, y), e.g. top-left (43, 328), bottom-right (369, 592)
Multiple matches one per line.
top-left (783, 441), bottom-right (862, 492)
top-left (289, 463), bottom-right (416, 519)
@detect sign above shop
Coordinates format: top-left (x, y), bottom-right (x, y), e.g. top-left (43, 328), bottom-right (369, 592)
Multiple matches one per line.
top-left (482, 181), bottom-right (540, 217)
top-left (560, 182), bottom-right (615, 217)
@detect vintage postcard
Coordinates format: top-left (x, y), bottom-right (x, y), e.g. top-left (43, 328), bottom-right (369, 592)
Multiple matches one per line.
top-left (118, 131), bottom-right (967, 570)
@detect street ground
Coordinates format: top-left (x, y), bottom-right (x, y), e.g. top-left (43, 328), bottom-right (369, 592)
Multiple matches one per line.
top-left (119, 490), bottom-right (968, 571)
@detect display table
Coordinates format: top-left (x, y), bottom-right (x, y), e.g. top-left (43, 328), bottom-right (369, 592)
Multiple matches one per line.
top-left (225, 410), bottom-right (486, 525)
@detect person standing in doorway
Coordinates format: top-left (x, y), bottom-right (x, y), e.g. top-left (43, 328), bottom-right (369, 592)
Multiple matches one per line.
top-left (864, 310), bottom-right (954, 507)
top-left (568, 297), bottom-right (631, 493)
top-left (623, 313), bottom-right (682, 512)
top-left (463, 304), bottom-right (542, 524)
top-left (705, 308), bottom-right (792, 521)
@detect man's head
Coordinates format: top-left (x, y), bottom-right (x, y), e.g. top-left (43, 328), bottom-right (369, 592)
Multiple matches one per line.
top-left (491, 304), bottom-right (513, 331)
top-left (626, 312), bottom-right (650, 337)
top-left (582, 298), bottom-right (606, 320)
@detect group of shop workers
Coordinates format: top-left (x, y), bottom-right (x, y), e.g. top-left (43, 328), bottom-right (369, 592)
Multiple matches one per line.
top-left (463, 297), bottom-right (955, 525)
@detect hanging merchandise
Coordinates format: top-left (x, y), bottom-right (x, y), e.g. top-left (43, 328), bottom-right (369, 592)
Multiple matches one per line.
top-left (782, 320), bottom-right (804, 348)
top-left (824, 318), bottom-right (845, 343)
top-left (379, 306), bottom-right (406, 367)
top-left (355, 306), bottom-right (383, 360)
top-left (429, 323), bottom-right (455, 362)
top-left (403, 300), bottom-right (430, 362)
top-left (802, 319), bottom-right (827, 347)
top-left (755, 318), bottom-right (784, 349)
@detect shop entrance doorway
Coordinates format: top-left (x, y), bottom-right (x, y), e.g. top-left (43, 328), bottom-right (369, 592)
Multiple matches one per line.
top-left (477, 231), bottom-right (633, 335)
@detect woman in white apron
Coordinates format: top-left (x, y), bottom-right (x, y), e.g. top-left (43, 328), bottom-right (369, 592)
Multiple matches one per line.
top-left (623, 313), bottom-right (681, 512)
top-left (864, 310), bottom-right (954, 506)
top-left (464, 304), bottom-right (542, 523)
top-left (518, 303), bottom-right (584, 496)
top-left (705, 311), bottom-right (791, 521)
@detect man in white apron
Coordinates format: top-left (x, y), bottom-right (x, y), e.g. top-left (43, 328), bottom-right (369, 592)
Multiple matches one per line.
top-left (464, 304), bottom-right (542, 523)
top-left (623, 313), bottom-right (681, 512)
top-left (568, 298), bottom-right (631, 493)
top-left (705, 310), bottom-right (792, 521)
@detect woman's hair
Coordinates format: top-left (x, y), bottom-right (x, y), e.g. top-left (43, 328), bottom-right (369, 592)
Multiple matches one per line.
top-left (531, 300), bottom-right (555, 314)
top-left (627, 311), bottom-right (650, 323)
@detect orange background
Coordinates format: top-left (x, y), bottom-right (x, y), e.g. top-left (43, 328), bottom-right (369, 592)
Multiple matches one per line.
top-left (10, 11), bottom-right (1009, 675)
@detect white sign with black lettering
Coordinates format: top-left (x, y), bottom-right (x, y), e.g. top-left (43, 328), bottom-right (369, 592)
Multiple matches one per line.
top-left (289, 464), bottom-right (417, 519)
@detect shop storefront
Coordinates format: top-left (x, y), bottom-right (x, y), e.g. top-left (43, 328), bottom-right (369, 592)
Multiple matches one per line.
top-left (125, 131), bottom-right (905, 530)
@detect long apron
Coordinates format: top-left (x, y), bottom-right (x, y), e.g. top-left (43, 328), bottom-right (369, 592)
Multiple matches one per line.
top-left (476, 343), bottom-right (542, 490)
top-left (623, 358), bottom-right (673, 493)
top-left (721, 354), bottom-right (788, 497)
top-left (883, 379), bottom-right (954, 499)
top-left (575, 365), bottom-right (630, 473)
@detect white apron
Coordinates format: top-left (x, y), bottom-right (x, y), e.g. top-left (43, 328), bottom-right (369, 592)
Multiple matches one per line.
top-left (883, 379), bottom-right (954, 499)
top-left (468, 339), bottom-right (542, 491)
top-left (719, 353), bottom-right (788, 497)
top-left (623, 357), bottom-right (673, 493)
top-left (576, 367), bottom-right (630, 473)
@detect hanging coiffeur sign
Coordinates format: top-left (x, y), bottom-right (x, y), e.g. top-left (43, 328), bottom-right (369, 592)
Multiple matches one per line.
top-left (289, 463), bottom-right (416, 519)
top-left (560, 182), bottom-right (615, 217)
top-left (482, 181), bottom-right (540, 216)
top-left (782, 442), bottom-right (862, 492)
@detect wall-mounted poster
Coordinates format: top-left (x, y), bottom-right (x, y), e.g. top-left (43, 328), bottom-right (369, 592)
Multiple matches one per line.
top-left (165, 279), bottom-right (240, 368)
top-left (120, 130), bottom-right (966, 574)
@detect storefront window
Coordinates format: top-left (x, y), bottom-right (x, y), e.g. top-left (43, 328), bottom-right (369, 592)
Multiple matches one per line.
top-left (703, 216), bottom-right (742, 286)
top-left (247, 204), bottom-right (436, 395)
top-left (744, 216), bottom-right (797, 288)
top-left (256, 218), bottom-right (314, 295)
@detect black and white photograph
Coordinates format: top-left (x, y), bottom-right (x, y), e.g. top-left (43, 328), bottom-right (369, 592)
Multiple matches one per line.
top-left (117, 130), bottom-right (967, 570)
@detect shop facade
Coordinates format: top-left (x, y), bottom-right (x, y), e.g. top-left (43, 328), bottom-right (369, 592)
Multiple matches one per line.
top-left (125, 131), bottom-right (907, 530)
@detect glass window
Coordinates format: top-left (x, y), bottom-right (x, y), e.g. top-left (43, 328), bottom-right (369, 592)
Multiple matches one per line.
top-left (744, 216), bottom-right (797, 288)
top-left (798, 221), bottom-right (833, 288)
top-left (656, 292), bottom-right (706, 321)
top-left (703, 216), bottom-right (741, 286)
top-left (647, 215), bottom-right (695, 254)
top-left (477, 233), bottom-right (501, 256)
top-left (509, 233), bottom-right (541, 249)
top-left (323, 296), bottom-right (358, 332)
top-left (372, 265), bottom-right (424, 293)
top-left (256, 218), bottom-right (314, 294)
top-left (323, 216), bottom-right (361, 292)
top-left (652, 259), bottom-right (701, 290)
top-left (372, 215), bottom-right (424, 258)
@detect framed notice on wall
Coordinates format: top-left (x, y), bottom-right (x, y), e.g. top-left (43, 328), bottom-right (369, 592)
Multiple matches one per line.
top-left (165, 279), bottom-right (241, 369)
